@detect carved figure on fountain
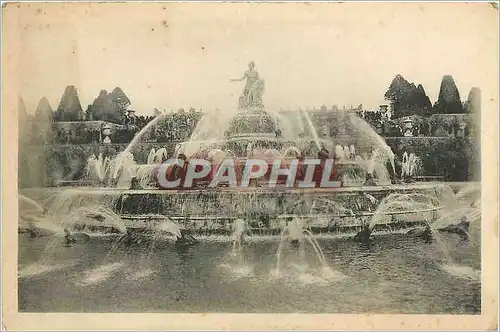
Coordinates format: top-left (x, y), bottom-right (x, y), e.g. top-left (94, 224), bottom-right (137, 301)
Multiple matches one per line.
top-left (231, 61), bottom-right (265, 110)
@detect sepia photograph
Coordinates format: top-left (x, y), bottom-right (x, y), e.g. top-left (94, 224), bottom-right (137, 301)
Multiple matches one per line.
top-left (2, 2), bottom-right (498, 330)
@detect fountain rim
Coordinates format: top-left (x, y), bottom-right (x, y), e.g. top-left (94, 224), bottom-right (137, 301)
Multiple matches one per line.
top-left (119, 206), bottom-right (444, 221)
top-left (21, 182), bottom-right (450, 195)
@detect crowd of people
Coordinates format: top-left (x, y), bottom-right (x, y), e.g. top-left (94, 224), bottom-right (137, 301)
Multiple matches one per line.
top-left (54, 128), bottom-right (102, 144)
top-left (51, 109), bottom-right (202, 144)
top-left (139, 110), bottom-right (201, 143)
top-left (127, 115), bottom-right (156, 130)
top-left (356, 110), bottom-right (470, 138)
top-left (355, 110), bottom-right (400, 136)
top-left (46, 107), bottom-right (472, 145)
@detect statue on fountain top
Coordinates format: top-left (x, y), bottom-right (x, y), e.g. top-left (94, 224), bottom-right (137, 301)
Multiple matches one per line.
top-left (230, 61), bottom-right (265, 110)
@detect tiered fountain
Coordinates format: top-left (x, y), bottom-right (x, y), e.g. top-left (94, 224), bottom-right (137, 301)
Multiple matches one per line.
top-left (21, 75), bottom-right (447, 240)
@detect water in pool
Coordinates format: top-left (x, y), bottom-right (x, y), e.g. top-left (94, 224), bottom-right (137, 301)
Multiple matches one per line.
top-left (18, 227), bottom-right (480, 314)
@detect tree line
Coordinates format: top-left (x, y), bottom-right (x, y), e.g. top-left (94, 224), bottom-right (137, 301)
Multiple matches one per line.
top-left (384, 74), bottom-right (480, 119)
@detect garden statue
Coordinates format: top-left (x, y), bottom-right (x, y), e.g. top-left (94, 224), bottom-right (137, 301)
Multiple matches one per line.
top-left (402, 118), bottom-right (414, 137)
top-left (101, 123), bottom-right (112, 144)
top-left (456, 122), bottom-right (467, 138)
top-left (230, 61), bottom-right (265, 109)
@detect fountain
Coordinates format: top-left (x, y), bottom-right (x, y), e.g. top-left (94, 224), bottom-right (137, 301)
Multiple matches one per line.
top-left (21, 74), bottom-right (450, 240)
top-left (401, 152), bottom-right (421, 183)
top-left (271, 214), bottom-right (344, 283)
top-left (219, 217), bottom-right (254, 278)
top-left (17, 71), bottom-right (482, 317)
top-left (274, 218), bottom-right (327, 274)
top-left (430, 185), bottom-right (480, 281)
top-left (86, 154), bottom-right (112, 184)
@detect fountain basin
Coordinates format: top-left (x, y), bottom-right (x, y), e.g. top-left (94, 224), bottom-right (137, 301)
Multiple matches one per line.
top-left (21, 182), bottom-right (445, 237)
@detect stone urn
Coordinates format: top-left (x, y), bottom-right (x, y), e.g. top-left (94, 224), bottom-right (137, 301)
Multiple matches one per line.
top-left (402, 119), bottom-right (414, 137)
top-left (102, 124), bottom-right (112, 144)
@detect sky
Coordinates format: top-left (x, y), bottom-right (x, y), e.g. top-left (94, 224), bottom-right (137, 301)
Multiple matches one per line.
top-left (8, 2), bottom-right (498, 115)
